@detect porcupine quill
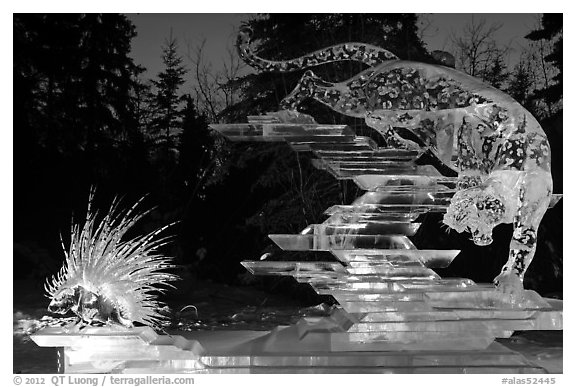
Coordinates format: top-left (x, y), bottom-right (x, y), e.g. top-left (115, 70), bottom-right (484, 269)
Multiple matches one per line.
top-left (45, 188), bottom-right (180, 330)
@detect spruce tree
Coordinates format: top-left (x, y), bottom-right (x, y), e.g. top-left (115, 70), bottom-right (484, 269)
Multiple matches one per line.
top-left (483, 56), bottom-right (509, 90)
top-left (525, 13), bottom-right (562, 109)
top-left (13, 13), bottom-right (146, 273)
top-left (507, 61), bottom-right (532, 107)
top-left (14, 14), bottom-right (143, 156)
top-left (14, 13), bottom-right (145, 197)
top-left (150, 33), bottom-right (188, 147)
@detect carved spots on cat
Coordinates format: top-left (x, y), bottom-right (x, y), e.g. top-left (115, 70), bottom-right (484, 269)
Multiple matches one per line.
top-left (513, 227), bottom-right (538, 247)
top-left (480, 136), bottom-right (500, 171)
top-left (526, 133), bottom-right (551, 170)
top-left (236, 31), bottom-right (399, 73)
top-left (334, 44), bottom-right (398, 66)
top-left (509, 249), bottom-right (530, 276)
top-left (485, 105), bottom-right (510, 128)
top-left (496, 137), bottom-right (526, 170)
top-left (456, 118), bottom-right (482, 172)
top-left (476, 195), bottom-right (506, 224)
top-left (494, 118), bottom-right (529, 171)
top-left (365, 68), bottom-right (490, 112)
top-left (457, 175), bottom-right (483, 190)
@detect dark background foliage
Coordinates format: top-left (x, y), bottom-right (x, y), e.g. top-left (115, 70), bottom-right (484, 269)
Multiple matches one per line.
top-left (13, 14), bottom-right (562, 300)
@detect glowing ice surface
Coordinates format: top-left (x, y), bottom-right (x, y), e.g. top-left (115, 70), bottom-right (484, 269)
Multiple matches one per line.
top-left (269, 233), bottom-right (415, 251)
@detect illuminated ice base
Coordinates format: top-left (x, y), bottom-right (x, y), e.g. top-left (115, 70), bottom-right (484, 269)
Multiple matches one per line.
top-left (31, 327), bottom-right (205, 374)
top-left (32, 295), bottom-right (561, 374)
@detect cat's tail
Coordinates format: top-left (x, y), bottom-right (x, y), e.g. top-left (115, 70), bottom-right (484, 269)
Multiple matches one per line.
top-left (236, 26), bottom-right (398, 73)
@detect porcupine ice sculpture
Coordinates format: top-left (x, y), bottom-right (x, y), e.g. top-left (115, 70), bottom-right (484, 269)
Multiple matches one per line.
top-left (45, 190), bottom-right (180, 329)
top-left (237, 26), bottom-right (553, 299)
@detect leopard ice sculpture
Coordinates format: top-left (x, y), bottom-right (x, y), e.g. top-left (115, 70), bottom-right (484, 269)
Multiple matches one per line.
top-left (237, 27), bottom-right (553, 299)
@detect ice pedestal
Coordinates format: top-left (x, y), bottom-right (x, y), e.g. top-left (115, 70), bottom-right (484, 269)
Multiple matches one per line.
top-left (31, 327), bottom-right (205, 373)
top-left (31, 302), bottom-right (560, 373)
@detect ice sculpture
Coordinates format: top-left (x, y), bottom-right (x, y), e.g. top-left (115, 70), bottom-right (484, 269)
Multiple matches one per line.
top-left (30, 27), bottom-right (562, 375)
top-left (45, 189), bottom-right (180, 329)
top-left (237, 27), bottom-right (554, 299)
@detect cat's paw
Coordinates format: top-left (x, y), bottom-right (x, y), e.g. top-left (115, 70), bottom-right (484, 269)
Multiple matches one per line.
top-left (494, 271), bottom-right (526, 305)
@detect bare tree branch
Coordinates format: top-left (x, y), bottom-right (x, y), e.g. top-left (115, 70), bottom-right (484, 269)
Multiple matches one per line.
top-left (450, 16), bottom-right (510, 80)
top-left (186, 36), bottom-right (244, 123)
top-left (417, 14), bottom-right (439, 42)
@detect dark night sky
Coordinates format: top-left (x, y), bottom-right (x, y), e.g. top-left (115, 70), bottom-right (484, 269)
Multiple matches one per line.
top-left (126, 13), bottom-right (542, 89)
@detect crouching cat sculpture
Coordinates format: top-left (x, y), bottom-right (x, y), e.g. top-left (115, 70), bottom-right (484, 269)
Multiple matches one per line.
top-left (237, 27), bottom-right (553, 300)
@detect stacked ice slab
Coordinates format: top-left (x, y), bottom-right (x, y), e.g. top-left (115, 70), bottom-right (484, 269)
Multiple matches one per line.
top-left (30, 325), bottom-right (559, 373)
top-left (209, 115), bottom-right (562, 363)
top-left (31, 327), bottom-right (206, 373)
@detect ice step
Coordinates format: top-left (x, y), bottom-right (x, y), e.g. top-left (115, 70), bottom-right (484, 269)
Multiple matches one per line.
top-left (353, 190), bottom-right (454, 206)
top-left (356, 309), bottom-right (537, 322)
top-left (198, 342), bottom-right (531, 369)
top-left (288, 327), bottom-right (502, 351)
top-left (424, 289), bottom-right (552, 309)
top-left (341, 266), bottom-right (440, 277)
top-left (311, 159), bottom-right (420, 179)
top-left (316, 164), bottom-right (442, 180)
top-left (306, 329), bottom-right (513, 345)
top-left (293, 271), bottom-right (441, 283)
top-left (322, 160), bottom-right (417, 169)
top-left (269, 233), bottom-right (415, 251)
top-left (310, 280), bottom-right (484, 295)
top-left (313, 148), bottom-right (422, 161)
top-left (354, 300), bottom-right (562, 330)
top-left (241, 261), bottom-right (347, 276)
top-left (210, 123), bottom-right (354, 142)
top-left (330, 249), bottom-right (460, 268)
top-left (296, 276), bottom-right (473, 288)
top-left (332, 289), bottom-right (553, 314)
top-left (301, 222), bottom-right (422, 236)
top-left (299, 316), bottom-right (516, 335)
top-left (353, 174), bottom-right (457, 191)
top-left (325, 203), bottom-right (448, 216)
top-left (324, 211), bottom-right (426, 222)
top-left (241, 260), bottom-right (440, 279)
top-left (289, 136), bottom-right (377, 152)
top-left (346, 318), bottom-right (551, 333)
